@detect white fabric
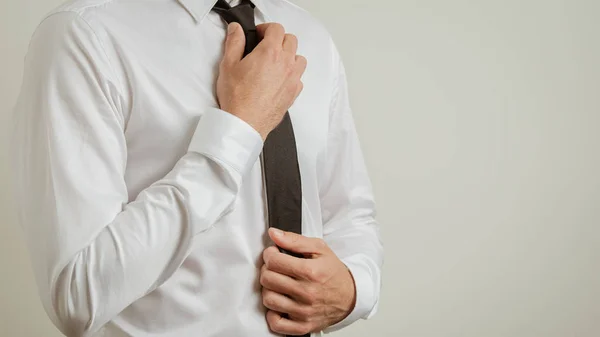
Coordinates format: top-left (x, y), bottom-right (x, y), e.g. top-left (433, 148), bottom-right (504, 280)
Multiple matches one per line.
top-left (11, 0), bottom-right (383, 336)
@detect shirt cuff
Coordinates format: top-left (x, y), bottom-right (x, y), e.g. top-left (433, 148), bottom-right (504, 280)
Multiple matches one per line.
top-left (323, 255), bottom-right (378, 334)
top-left (188, 107), bottom-right (263, 177)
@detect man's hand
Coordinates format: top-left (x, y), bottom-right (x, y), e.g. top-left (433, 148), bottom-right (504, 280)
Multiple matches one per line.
top-left (216, 22), bottom-right (307, 140)
top-left (260, 228), bottom-right (356, 335)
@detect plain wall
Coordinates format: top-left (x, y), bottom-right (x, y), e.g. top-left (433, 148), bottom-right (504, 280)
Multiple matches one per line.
top-left (1, 0), bottom-right (599, 336)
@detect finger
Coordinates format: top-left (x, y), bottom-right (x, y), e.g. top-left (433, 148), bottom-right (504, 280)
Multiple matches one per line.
top-left (262, 288), bottom-right (311, 320)
top-left (222, 23), bottom-right (246, 68)
top-left (260, 265), bottom-right (308, 302)
top-left (256, 23), bottom-right (285, 44)
top-left (293, 81), bottom-right (304, 102)
top-left (293, 55), bottom-right (308, 79)
top-left (290, 56), bottom-right (307, 102)
top-left (262, 246), bottom-right (281, 263)
top-left (263, 246), bottom-right (310, 279)
top-left (282, 34), bottom-right (298, 54)
top-left (266, 310), bottom-right (313, 336)
top-left (269, 228), bottom-right (328, 255)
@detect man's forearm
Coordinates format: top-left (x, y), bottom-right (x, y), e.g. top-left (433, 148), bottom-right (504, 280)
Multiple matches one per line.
top-left (45, 150), bottom-right (251, 336)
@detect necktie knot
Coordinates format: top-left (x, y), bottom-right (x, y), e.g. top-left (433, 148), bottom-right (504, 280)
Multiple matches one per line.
top-left (213, 0), bottom-right (258, 56)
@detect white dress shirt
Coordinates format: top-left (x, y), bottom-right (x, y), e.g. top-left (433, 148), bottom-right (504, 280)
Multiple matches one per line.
top-left (11, 0), bottom-right (383, 336)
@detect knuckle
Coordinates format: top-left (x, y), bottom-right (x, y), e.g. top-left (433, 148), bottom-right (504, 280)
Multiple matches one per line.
top-left (285, 62), bottom-right (295, 76)
top-left (226, 39), bottom-right (243, 51)
top-left (273, 23), bottom-right (285, 33)
top-left (306, 264), bottom-right (321, 281)
top-left (263, 294), bottom-right (276, 308)
top-left (306, 267), bottom-right (317, 281)
top-left (219, 60), bottom-right (229, 72)
top-left (262, 250), bottom-right (271, 267)
top-left (259, 271), bottom-right (269, 287)
top-left (299, 324), bottom-right (312, 335)
top-left (294, 59), bottom-right (307, 77)
top-left (298, 262), bottom-right (313, 279)
top-left (269, 316), bottom-right (282, 331)
top-left (264, 45), bottom-right (280, 60)
top-left (312, 269), bottom-right (326, 283)
top-left (296, 55), bottom-right (307, 67)
top-left (291, 233), bottom-right (301, 243)
top-left (271, 256), bottom-right (284, 271)
top-left (228, 34), bottom-right (242, 44)
top-left (298, 306), bottom-right (314, 320)
top-left (315, 238), bottom-right (327, 250)
top-left (263, 247), bottom-right (278, 268)
top-left (260, 264), bottom-right (268, 276)
top-left (303, 285), bottom-right (318, 304)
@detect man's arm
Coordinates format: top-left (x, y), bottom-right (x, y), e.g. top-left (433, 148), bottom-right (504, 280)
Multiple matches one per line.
top-left (318, 51), bottom-right (384, 332)
top-left (11, 12), bottom-right (263, 336)
top-left (11, 12), bottom-right (302, 337)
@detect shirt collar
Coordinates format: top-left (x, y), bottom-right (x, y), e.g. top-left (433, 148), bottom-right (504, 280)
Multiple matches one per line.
top-left (177, 0), bottom-right (271, 23)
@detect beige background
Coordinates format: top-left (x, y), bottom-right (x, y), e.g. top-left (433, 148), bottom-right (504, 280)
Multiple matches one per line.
top-left (2, 0), bottom-right (600, 336)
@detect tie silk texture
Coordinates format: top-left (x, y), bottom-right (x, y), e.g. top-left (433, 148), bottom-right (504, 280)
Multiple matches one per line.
top-left (212, 2), bottom-right (310, 336)
top-left (213, 0), bottom-right (304, 256)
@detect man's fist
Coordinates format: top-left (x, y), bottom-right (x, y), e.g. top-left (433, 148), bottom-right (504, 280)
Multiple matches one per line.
top-left (260, 228), bottom-right (356, 336)
top-left (216, 22), bottom-right (307, 140)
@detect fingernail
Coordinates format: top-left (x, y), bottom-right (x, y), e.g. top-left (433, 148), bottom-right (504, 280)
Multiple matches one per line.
top-left (228, 23), bottom-right (237, 35)
top-left (270, 228), bottom-right (283, 237)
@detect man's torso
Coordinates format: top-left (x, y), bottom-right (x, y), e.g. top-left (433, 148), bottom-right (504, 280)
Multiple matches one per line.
top-left (47, 0), bottom-right (339, 335)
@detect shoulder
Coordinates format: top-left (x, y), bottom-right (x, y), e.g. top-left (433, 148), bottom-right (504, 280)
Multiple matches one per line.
top-left (37, 0), bottom-right (133, 38)
top-left (25, 1), bottom-right (122, 92)
top-left (30, 0), bottom-right (139, 64)
top-left (29, 0), bottom-right (120, 55)
top-left (46, 0), bottom-right (118, 17)
top-left (31, 0), bottom-right (117, 46)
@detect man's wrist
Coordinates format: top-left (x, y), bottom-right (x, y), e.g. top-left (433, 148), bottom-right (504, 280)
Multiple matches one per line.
top-left (345, 267), bottom-right (358, 314)
top-left (188, 107), bottom-right (264, 175)
top-left (221, 105), bottom-right (270, 141)
top-left (328, 267), bottom-right (357, 327)
top-left (323, 256), bottom-right (378, 333)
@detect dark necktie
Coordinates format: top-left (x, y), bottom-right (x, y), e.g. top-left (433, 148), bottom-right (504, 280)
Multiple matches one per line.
top-left (212, 0), bottom-right (304, 254)
top-left (212, 1), bottom-right (309, 336)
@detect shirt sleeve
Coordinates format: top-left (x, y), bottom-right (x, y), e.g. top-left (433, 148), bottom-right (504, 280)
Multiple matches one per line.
top-left (11, 11), bottom-right (263, 337)
top-left (319, 52), bottom-right (384, 333)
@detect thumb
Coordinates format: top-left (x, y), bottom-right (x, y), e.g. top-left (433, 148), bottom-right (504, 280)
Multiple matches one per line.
top-left (268, 228), bottom-right (326, 255)
top-left (222, 23), bottom-right (246, 68)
